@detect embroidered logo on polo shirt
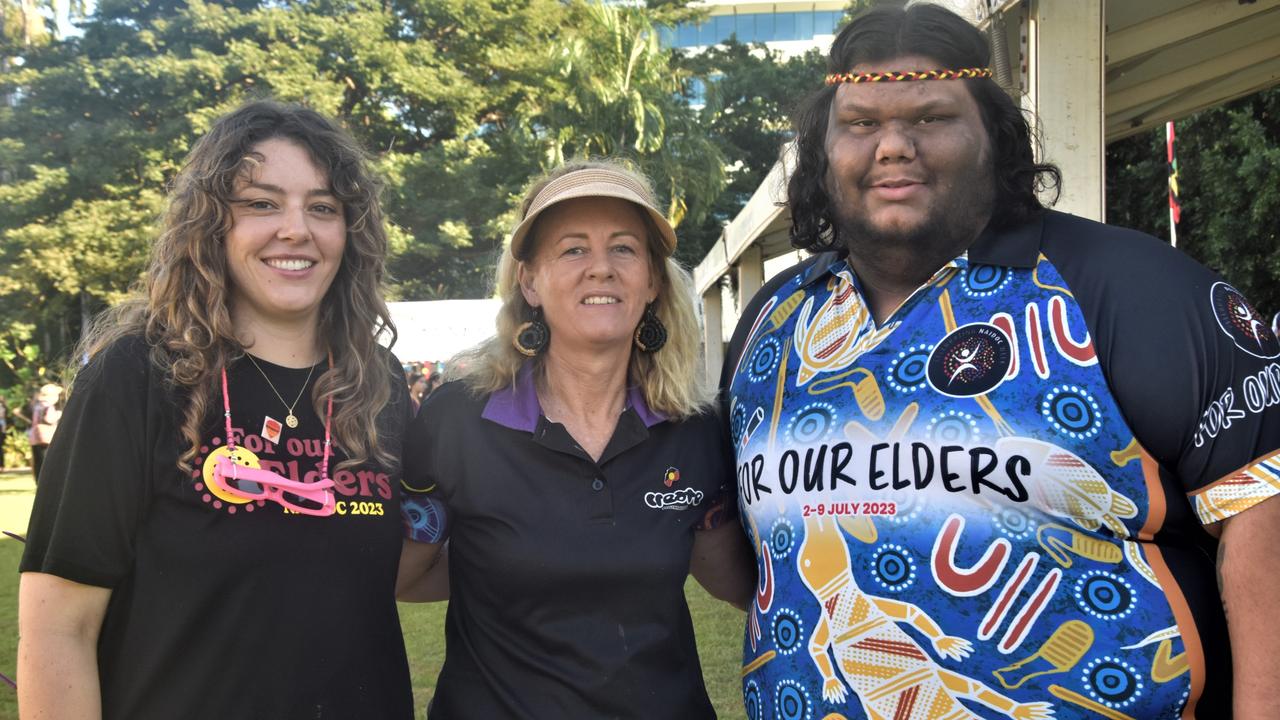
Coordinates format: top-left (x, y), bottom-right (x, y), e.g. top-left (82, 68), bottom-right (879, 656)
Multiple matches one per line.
top-left (645, 487), bottom-right (703, 511)
top-left (663, 467), bottom-right (681, 487)
top-left (1211, 282), bottom-right (1280, 359)
top-left (927, 322), bottom-right (1013, 397)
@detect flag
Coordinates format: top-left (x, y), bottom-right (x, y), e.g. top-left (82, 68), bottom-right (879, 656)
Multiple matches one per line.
top-left (1166, 121), bottom-right (1181, 225)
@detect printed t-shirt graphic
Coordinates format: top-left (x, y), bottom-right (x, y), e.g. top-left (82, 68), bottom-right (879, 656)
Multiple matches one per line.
top-left (724, 211), bottom-right (1280, 720)
top-left (20, 340), bottom-right (417, 719)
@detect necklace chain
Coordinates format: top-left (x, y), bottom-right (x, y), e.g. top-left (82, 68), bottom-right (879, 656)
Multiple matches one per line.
top-left (221, 357), bottom-right (332, 482)
top-left (245, 354), bottom-right (316, 429)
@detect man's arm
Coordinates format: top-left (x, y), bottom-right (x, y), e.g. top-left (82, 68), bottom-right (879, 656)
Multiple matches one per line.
top-left (690, 522), bottom-right (754, 611)
top-left (1216, 494), bottom-right (1280, 717)
top-left (395, 540), bottom-right (446, 602)
top-left (18, 572), bottom-right (111, 720)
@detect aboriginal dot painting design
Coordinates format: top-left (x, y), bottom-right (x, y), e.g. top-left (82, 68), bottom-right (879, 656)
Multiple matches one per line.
top-left (869, 543), bottom-right (917, 592)
top-left (770, 518), bottom-right (797, 558)
top-left (926, 409), bottom-right (982, 445)
top-left (728, 256), bottom-right (1198, 719)
top-left (745, 680), bottom-right (764, 720)
top-left (1082, 656), bottom-right (1145, 709)
top-left (773, 679), bottom-right (813, 720)
top-left (751, 336), bottom-right (786, 383)
top-left (193, 437), bottom-right (267, 515)
top-left (403, 495), bottom-right (446, 541)
top-left (992, 506), bottom-right (1035, 541)
top-left (771, 609), bottom-right (805, 655)
top-left (1042, 385), bottom-right (1103, 439)
top-left (785, 402), bottom-right (838, 445)
top-left (887, 345), bottom-right (932, 393)
top-left (961, 264), bottom-right (1013, 298)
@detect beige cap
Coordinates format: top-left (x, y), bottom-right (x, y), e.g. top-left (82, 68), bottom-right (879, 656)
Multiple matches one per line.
top-left (508, 166), bottom-right (678, 260)
top-left (37, 383), bottom-right (62, 401)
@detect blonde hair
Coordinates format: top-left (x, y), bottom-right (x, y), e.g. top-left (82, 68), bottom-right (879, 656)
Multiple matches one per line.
top-left (74, 100), bottom-right (396, 472)
top-left (455, 159), bottom-right (713, 419)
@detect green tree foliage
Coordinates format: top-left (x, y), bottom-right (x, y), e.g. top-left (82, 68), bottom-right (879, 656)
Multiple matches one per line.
top-left (1106, 87), bottom-right (1280, 313)
top-left (679, 40), bottom-right (825, 260)
top-left (533, 3), bottom-right (724, 227)
top-left (0, 0), bottom-right (729, 363)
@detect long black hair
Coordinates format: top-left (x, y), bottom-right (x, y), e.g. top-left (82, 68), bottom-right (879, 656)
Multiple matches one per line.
top-left (787, 3), bottom-right (1061, 252)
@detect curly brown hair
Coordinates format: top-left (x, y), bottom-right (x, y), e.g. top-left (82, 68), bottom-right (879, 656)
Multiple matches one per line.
top-left (76, 99), bottom-right (397, 472)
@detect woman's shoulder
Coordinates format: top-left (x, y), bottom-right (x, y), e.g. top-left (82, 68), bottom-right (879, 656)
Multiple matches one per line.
top-left (405, 380), bottom-right (487, 449)
top-left (375, 345), bottom-right (406, 382)
top-left (77, 333), bottom-right (156, 390)
top-left (656, 404), bottom-right (725, 444)
top-left (421, 379), bottom-right (485, 415)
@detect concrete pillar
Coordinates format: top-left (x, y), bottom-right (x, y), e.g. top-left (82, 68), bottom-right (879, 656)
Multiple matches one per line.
top-left (1027, 0), bottom-right (1106, 221)
top-left (736, 245), bottom-right (765, 312)
top-left (702, 283), bottom-right (724, 385)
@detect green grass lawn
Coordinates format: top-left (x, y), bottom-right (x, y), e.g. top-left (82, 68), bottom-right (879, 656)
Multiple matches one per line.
top-left (0, 470), bottom-right (35, 720)
top-left (0, 472), bottom-right (747, 720)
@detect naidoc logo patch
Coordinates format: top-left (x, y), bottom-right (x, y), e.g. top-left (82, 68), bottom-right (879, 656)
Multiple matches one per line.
top-left (646, 465), bottom-right (701, 510)
top-left (1211, 282), bottom-right (1280, 359)
top-left (927, 322), bottom-right (1013, 397)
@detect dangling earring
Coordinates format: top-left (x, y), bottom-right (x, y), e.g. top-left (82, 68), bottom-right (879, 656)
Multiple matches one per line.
top-left (634, 303), bottom-right (667, 353)
top-left (513, 307), bottom-right (550, 356)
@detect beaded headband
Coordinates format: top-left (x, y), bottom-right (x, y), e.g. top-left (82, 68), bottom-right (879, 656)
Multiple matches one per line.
top-left (825, 67), bottom-right (993, 85)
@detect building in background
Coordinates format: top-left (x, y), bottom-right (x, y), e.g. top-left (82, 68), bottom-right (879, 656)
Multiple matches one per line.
top-left (692, 0), bottom-right (1280, 383)
top-left (660, 1), bottom-right (846, 58)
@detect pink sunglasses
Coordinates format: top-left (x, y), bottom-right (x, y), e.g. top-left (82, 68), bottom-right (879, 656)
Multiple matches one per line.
top-left (211, 456), bottom-right (336, 517)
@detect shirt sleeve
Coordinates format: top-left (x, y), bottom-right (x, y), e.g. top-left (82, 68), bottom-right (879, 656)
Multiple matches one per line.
top-left (20, 339), bottom-right (152, 587)
top-left (400, 383), bottom-right (449, 545)
top-left (694, 408), bottom-right (738, 532)
top-left (1176, 280), bottom-right (1280, 524)
top-left (1043, 215), bottom-right (1280, 526)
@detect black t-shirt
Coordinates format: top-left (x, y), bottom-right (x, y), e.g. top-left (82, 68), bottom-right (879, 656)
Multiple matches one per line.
top-left (404, 366), bottom-right (732, 719)
top-left (21, 336), bottom-right (414, 720)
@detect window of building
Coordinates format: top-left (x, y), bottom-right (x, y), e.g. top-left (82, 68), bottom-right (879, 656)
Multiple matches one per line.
top-left (714, 15), bottom-right (735, 43)
top-left (774, 12), bottom-right (797, 41)
top-left (667, 10), bottom-right (842, 48)
top-left (817, 11), bottom-right (840, 35)
top-left (797, 11), bottom-right (814, 39)
top-left (755, 12), bottom-right (775, 41)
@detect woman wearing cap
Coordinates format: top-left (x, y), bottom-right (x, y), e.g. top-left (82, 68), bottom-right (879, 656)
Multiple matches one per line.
top-left (18, 100), bottom-right (431, 719)
top-left (397, 159), bottom-right (753, 718)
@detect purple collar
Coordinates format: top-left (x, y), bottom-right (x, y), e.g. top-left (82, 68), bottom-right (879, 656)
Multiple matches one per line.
top-left (482, 362), bottom-right (666, 432)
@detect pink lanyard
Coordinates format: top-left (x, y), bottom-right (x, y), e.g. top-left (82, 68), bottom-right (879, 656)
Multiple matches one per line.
top-left (220, 353), bottom-right (333, 482)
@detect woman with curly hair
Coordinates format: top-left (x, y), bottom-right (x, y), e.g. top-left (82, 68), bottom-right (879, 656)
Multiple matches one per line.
top-left (396, 159), bottom-right (753, 718)
top-left (17, 100), bottom-right (434, 719)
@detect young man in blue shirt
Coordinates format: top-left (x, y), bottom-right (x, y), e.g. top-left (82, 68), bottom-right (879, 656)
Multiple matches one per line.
top-left (724, 5), bottom-right (1280, 718)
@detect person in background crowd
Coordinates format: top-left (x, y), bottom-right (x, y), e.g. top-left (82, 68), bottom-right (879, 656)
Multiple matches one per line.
top-left (422, 370), bottom-right (444, 399)
top-left (18, 100), bottom-right (432, 720)
top-left (722, 5), bottom-right (1279, 718)
top-left (397, 159), bottom-right (753, 719)
top-left (27, 384), bottom-right (62, 483)
top-left (407, 371), bottom-right (429, 413)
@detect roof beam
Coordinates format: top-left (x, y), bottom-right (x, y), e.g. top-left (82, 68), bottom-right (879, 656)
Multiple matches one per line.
top-left (1107, 55), bottom-right (1280, 141)
top-left (1107, 36), bottom-right (1280, 115)
top-left (693, 151), bottom-right (790, 294)
top-left (1107, 0), bottom-right (1280, 66)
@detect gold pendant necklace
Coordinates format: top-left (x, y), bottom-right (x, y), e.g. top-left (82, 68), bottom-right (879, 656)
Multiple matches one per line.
top-left (245, 354), bottom-right (317, 429)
